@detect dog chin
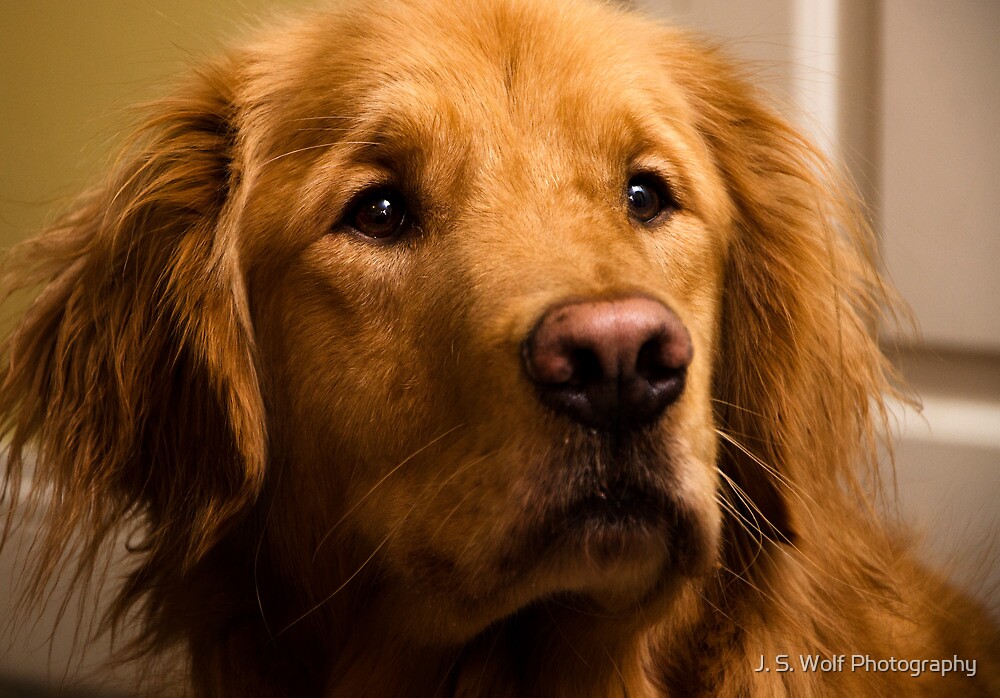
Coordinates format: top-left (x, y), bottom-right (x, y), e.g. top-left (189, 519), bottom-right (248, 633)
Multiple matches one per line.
top-left (387, 432), bottom-right (718, 641)
top-left (399, 537), bottom-right (701, 645)
top-left (532, 490), bottom-right (715, 612)
top-left (539, 531), bottom-right (677, 613)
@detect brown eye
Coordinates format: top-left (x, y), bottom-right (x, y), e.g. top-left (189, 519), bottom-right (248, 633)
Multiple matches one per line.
top-left (626, 175), bottom-right (674, 224)
top-left (348, 189), bottom-right (409, 239)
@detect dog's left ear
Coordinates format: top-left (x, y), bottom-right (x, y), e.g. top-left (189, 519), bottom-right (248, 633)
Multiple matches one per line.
top-left (661, 35), bottom-right (894, 566)
top-left (0, 58), bottom-right (265, 594)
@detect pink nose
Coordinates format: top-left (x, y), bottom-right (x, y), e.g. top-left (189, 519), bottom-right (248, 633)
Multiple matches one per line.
top-left (522, 296), bottom-right (692, 430)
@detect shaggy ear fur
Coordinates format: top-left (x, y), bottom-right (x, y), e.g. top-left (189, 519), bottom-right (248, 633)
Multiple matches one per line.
top-left (665, 39), bottom-right (895, 569)
top-left (0, 60), bottom-right (264, 633)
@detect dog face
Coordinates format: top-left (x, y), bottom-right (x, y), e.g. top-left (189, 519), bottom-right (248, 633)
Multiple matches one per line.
top-left (4, 0), bottom-right (894, 683)
top-left (234, 0), bottom-right (732, 641)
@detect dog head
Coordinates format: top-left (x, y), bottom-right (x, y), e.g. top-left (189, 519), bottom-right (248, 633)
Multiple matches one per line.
top-left (2, 0), bottom-right (891, 667)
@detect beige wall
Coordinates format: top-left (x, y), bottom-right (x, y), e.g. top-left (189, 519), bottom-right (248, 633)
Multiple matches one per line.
top-left (876, 0), bottom-right (1000, 610)
top-left (0, 0), bottom-right (305, 262)
top-left (880, 0), bottom-right (1000, 353)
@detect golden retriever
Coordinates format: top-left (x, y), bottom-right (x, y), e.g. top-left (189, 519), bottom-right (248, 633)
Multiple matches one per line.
top-left (2, 0), bottom-right (998, 695)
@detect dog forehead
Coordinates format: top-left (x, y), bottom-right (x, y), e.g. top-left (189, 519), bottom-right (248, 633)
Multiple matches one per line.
top-left (290, 0), bottom-right (694, 181)
top-left (337, 0), bottom-right (651, 72)
top-left (298, 0), bottom-right (672, 135)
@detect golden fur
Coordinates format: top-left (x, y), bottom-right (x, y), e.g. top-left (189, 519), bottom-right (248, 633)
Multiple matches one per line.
top-left (2, 0), bottom-right (997, 695)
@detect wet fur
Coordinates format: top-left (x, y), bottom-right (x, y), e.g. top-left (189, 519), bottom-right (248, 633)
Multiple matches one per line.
top-left (2, 0), bottom-right (998, 695)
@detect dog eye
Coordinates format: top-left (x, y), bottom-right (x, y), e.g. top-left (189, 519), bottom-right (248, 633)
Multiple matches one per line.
top-left (626, 175), bottom-right (674, 224)
top-left (347, 189), bottom-right (409, 239)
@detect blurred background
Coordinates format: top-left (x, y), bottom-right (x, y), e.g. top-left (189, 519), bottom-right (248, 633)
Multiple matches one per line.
top-left (2, 0), bottom-right (998, 694)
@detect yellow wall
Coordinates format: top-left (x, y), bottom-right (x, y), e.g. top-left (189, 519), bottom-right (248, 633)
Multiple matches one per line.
top-left (0, 0), bottom-right (306, 250)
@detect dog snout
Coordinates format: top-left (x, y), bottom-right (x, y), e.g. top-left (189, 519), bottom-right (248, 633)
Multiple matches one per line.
top-left (522, 296), bottom-right (693, 430)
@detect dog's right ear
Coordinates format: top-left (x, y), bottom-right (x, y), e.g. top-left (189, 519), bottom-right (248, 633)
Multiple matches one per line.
top-left (0, 58), bottom-right (265, 602)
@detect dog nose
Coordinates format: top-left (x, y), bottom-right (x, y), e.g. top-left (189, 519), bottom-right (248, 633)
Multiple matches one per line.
top-left (522, 296), bottom-right (693, 430)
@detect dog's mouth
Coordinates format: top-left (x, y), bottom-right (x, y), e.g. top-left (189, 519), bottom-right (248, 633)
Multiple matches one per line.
top-left (503, 427), bottom-right (699, 580)
top-left (564, 481), bottom-right (671, 527)
top-left (542, 476), bottom-right (686, 563)
top-left (496, 461), bottom-right (704, 614)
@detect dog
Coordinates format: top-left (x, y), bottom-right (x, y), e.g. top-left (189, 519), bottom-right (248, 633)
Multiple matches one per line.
top-left (2, 0), bottom-right (998, 695)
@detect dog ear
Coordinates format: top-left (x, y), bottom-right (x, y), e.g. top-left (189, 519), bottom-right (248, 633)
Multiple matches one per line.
top-left (663, 38), bottom-right (895, 566)
top-left (0, 59), bottom-right (265, 604)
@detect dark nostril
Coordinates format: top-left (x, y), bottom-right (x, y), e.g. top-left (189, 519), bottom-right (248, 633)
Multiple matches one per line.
top-left (638, 337), bottom-right (667, 379)
top-left (522, 295), bottom-right (693, 430)
top-left (569, 348), bottom-right (602, 387)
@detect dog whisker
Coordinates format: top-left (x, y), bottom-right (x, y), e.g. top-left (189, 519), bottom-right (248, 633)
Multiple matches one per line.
top-left (544, 604), bottom-right (593, 669)
top-left (311, 424), bottom-right (464, 562)
top-left (715, 428), bottom-right (818, 516)
top-left (260, 141), bottom-right (381, 168)
top-left (284, 115), bottom-right (356, 122)
top-left (708, 397), bottom-right (768, 419)
top-left (277, 535), bottom-right (391, 638)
